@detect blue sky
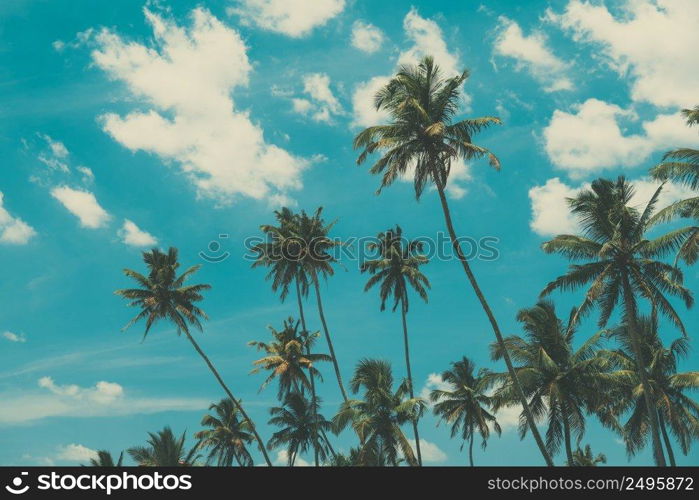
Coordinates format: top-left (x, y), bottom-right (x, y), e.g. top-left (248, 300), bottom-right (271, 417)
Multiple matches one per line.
top-left (1, 0), bottom-right (697, 466)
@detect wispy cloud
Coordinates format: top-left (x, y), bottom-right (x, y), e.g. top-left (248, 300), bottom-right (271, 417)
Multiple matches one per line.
top-left (3, 331), bottom-right (27, 343)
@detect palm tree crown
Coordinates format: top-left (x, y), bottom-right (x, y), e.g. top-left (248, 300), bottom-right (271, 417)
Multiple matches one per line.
top-left (430, 356), bottom-right (501, 466)
top-left (249, 317), bottom-right (330, 398)
top-left (127, 427), bottom-right (199, 466)
top-left (195, 398), bottom-right (254, 467)
top-left (333, 359), bottom-right (424, 466)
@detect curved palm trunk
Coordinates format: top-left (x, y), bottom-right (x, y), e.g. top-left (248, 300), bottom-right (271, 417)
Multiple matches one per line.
top-left (658, 411), bottom-right (677, 467)
top-left (295, 277), bottom-right (320, 467)
top-left (312, 275), bottom-right (349, 403)
top-left (562, 405), bottom-right (574, 465)
top-left (469, 429), bottom-right (474, 467)
top-left (182, 330), bottom-right (273, 467)
top-left (400, 300), bottom-right (422, 466)
top-left (621, 277), bottom-right (666, 467)
top-left (433, 180), bottom-right (554, 467)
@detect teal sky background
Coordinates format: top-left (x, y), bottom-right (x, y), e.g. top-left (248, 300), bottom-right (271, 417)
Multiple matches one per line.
top-left (1, 0), bottom-right (697, 466)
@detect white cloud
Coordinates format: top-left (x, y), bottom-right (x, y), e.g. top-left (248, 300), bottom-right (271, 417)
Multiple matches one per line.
top-left (0, 192), bottom-right (36, 245)
top-left (50, 186), bottom-right (110, 229)
top-left (407, 439), bottom-right (447, 463)
top-left (92, 7), bottom-right (307, 205)
top-left (549, 0), bottom-right (699, 108)
top-left (56, 444), bottom-right (98, 463)
top-left (3, 331), bottom-right (26, 343)
top-left (228, 0), bottom-right (345, 38)
top-left (493, 16), bottom-right (572, 92)
top-left (351, 21), bottom-right (384, 53)
top-left (37, 134), bottom-right (70, 173)
top-left (274, 450), bottom-right (310, 466)
top-left (77, 166), bottom-right (95, 183)
top-left (529, 176), bottom-right (695, 237)
top-left (493, 404), bottom-right (522, 433)
top-left (118, 219), bottom-right (157, 247)
top-left (0, 377), bottom-right (208, 425)
top-left (292, 73), bottom-right (343, 123)
top-left (352, 8), bottom-right (465, 129)
top-left (543, 99), bottom-right (697, 177)
top-left (528, 177), bottom-right (582, 236)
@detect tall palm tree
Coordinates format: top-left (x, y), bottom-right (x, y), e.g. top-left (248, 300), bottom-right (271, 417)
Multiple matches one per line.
top-left (430, 356), bottom-right (501, 466)
top-left (361, 225), bottom-right (430, 465)
top-left (606, 316), bottom-right (699, 466)
top-left (333, 359), bottom-right (423, 466)
top-left (489, 301), bottom-right (610, 464)
top-left (195, 398), bottom-right (254, 467)
top-left (567, 445), bottom-right (607, 466)
top-left (255, 208), bottom-right (348, 403)
top-left (127, 427), bottom-right (200, 466)
top-left (650, 105), bottom-right (699, 264)
top-left (87, 450), bottom-right (123, 467)
top-left (540, 178), bottom-right (694, 466)
top-left (267, 392), bottom-right (335, 466)
top-left (115, 247), bottom-right (272, 466)
top-left (253, 207), bottom-right (322, 464)
top-left (249, 317), bottom-right (330, 398)
top-left (353, 56), bottom-right (553, 466)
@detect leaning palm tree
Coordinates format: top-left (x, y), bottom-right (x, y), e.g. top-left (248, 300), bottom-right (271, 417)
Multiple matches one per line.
top-left (353, 56), bottom-right (553, 465)
top-left (489, 301), bottom-right (610, 464)
top-left (650, 105), bottom-right (699, 264)
top-left (567, 445), bottom-right (607, 466)
top-left (361, 225), bottom-right (430, 465)
top-left (430, 357), bottom-right (501, 466)
top-left (540, 178), bottom-right (694, 466)
top-left (127, 427), bottom-right (200, 466)
top-left (606, 316), bottom-right (699, 466)
top-left (115, 247), bottom-right (272, 466)
top-left (195, 398), bottom-right (254, 467)
top-left (253, 208), bottom-right (323, 464)
top-left (333, 359), bottom-right (423, 466)
top-left (249, 317), bottom-right (330, 398)
top-left (267, 391), bottom-right (335, 466)
top-left (87, 450), bottom-right (123, 467)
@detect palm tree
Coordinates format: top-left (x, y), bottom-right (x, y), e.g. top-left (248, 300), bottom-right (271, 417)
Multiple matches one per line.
top-left (606, 316), bottom-right (699, 466)
top-left (333, 359), bottom-right (423, 466)
top-left (253, 207), bottom-right (322, 465)
top-left (489, 301), bottom-right (610, 464)
top-left (540, 177), bottom-right (694, 466)
top-left (115, 247), bottom-right (272, 466)
top-left (567, 445), bottom-right (606, 466)
top-left (127, 427), bottom-right (200, 466)
top-left (430, 356), bottom-right (501, 466)
top-left (267, 391), bottom-right (335, 466)
top-left (249, 317), bottom-right (330, 398)
top-left (195, 398), bottom-right (254, 467)
top-left (255, 208), bottom-right (348, 403)
top-left (87, 450), bottom-right (123, 467)
top-left (353, 55), bottom-right (553, 466)
top-left (650, 105), bottom-right (699, 264)
top-left (361, 225), bottom-right (430, 465)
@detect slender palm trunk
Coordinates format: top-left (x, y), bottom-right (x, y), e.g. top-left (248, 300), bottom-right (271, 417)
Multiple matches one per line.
top-left (469, 429), bottom-right (474, 467)
top-left (182, 330), bottom-right (273, 467)
top-left (312, 275), bottom-right (349, 403)
top-left (433, 179), bottom-right (554, 466)
top-left (621, 277), bottom-right (666, 466)
top-left (562, 405), bottom-right (574, 465)
top-left (658, 411), bottom-right (677, 467)
top-left (296, 277), bottom-right (320, 467)
top-left (400, 299), bottom-right (422, 466)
